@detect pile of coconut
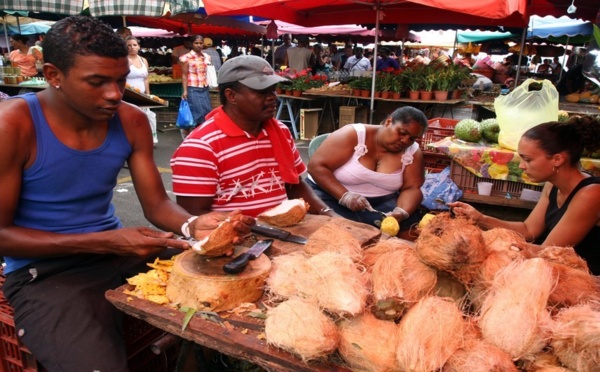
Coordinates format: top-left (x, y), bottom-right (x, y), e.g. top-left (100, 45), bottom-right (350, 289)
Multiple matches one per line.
top-left (261, 213), bottom-right (600, 371)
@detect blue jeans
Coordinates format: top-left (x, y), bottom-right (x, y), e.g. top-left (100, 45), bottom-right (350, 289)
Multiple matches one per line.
top-left (308, 179), bottom-right (422, 232)
top-left (187, 86), bottom-right (211, 126)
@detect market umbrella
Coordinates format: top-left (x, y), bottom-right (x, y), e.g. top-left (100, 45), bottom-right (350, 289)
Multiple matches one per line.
top-left (126, 14), bottom-right (266, 37)
top-left (1, 0), bottom-right (201, 17)
top-left (203, 0), bottom-right (529, 122)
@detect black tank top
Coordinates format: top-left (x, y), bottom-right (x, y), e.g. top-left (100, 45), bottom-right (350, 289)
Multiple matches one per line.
top-left (535, 177), bottom-right (600, 275)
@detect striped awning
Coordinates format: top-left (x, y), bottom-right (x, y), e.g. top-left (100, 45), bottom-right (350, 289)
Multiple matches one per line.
top-left (2, 0), bottom-right (200, 16)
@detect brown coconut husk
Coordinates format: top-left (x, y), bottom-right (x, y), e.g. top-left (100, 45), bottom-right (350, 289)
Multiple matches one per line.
top-left (265, 297), bottom-right (339, 362)
top-left (482, 227), bottom-right (527, 252)
top-left (536, 246), bottom-right (590, 272)
top-left (304, 222), bottom-right (364, 262)
top-left (548, 262), bottom-right (600, 310)
top-left (192, 214), bottom-right (243, 256)
top-left (257, 198), bottom-right (309, 227)
top-left (396, 296), bottom-right (466, 372)
top-left (518, 352), bottom-right (572, 372)
top-left (443, 337), bottom-right (518, 372)
top-left (361, 239), bottom-right (414, 271)
top-left (267, 251), bottom-right (369, 316)
top-left (434, 270), bottom-right (468, 306)
top-left (478, 258), bottom-right (554, 360)
top-left (338, 312), bottom-right (400, 372)
top-left (415, 213), bottom-right (487, 284)
top-left (550, 303), bottom-right (600, 372)
top-left (371, 247), bottom-right (437, 320)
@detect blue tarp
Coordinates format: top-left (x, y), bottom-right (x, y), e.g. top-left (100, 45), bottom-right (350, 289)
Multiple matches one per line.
top-left (527, 15), bottom-right (593, 44)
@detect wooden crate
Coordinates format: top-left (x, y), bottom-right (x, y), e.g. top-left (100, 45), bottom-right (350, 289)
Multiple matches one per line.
top-left (339, 106), bottom-right (368, 128)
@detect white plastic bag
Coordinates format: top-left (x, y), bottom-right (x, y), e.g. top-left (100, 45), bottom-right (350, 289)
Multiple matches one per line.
top-left (494, 78), bottom-right (558, 151)
top-left (206, 64), bottom-right (218, 88)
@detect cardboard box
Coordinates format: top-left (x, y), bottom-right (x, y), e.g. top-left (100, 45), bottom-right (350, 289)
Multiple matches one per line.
top-left (300, 108), bottom-right (322, 140)
top-left (339, 106), bottom-right (368, 128)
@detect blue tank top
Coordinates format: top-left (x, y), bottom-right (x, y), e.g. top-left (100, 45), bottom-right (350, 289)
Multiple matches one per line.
top-left (4, 93), bottom-right (132, 274)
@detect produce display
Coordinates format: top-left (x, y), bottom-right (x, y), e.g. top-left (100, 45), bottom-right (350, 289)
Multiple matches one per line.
top-left (454, 118), bottom-right (483, 142)
top-left (148, 72), bottom-right (180, 83)
top-left (124, 83), bottom-right (167, 105)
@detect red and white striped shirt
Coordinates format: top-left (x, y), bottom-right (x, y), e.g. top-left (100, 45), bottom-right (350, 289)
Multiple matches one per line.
top-left (179, 50), bottom-right (211, 88)
top-left (170, 108), bottom-right (307, 217)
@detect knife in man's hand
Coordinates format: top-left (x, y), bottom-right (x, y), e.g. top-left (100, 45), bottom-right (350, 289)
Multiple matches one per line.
top-left (223, 239), bottom-right (273, 274)
top-left (251, 224), bottom-right (307, 245)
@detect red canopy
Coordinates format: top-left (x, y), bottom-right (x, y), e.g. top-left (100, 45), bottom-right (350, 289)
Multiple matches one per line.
top-left (127, 15), bottom-right (266, 37)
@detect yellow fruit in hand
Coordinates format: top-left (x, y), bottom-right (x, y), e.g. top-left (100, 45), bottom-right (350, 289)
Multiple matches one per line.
top-left (380, 216), bottom-right (400, 236)
top-left (419, 213), bottom-right (436, 229)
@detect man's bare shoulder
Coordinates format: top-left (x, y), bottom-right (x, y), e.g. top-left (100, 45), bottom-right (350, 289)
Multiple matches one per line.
top-left (0, 96), bottom-right (31, 125)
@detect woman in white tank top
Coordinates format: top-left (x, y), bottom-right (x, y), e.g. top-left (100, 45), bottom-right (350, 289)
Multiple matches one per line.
top-left (126, 37), bottom-right (157, 144)
top-left (308, 106), bottom-right (429, 239)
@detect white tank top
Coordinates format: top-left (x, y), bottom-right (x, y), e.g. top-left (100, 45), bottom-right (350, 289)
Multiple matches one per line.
top-left (333, 124), bottom-right (419, 197)
top-left (127, 55), bottom-right (148, 94)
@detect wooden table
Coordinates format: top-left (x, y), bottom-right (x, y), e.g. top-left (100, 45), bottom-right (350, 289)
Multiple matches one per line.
top-left (106, 215), bottom-right (381, 371)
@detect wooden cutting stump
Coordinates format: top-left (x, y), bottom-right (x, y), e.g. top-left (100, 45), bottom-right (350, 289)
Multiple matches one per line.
top-left (167, 250), bottom-right (271, 312)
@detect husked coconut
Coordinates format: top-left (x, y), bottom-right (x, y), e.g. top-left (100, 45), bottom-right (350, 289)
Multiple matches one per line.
top-left (519, 352), bottom-right (572, 372)
top-left (551, 303), bottom-right (600, 372)
top-left (443, 337), bottom-right (517, 372)
top-left (304, 222), bottom-right (363, 262)
top-left (265, 297), bottom-right (339, 361)
top-left (267, 251), bottom-right (369, 316)
top-left (362, 239), bottom-right (413, 271)
top-left (192, 214), bottom-right (243, 256)
top-left (482, 228), bottom-right (526, 252)
top-left (434, 271), bottom-right (467, 306)
top-left (257, 198), bottom-right (309, 227)
top-left (338, 312), bottom-right (401, 372)
top-left (478, 258), bottom-right (553, 360)
top-left (415, 213), bottom-right (487, 284)
top-left (371, 248), bottom-right (437, 320)
top-left (547, 262), bottom-right (599, 309)
top-left (536, 246), bottom-right (590, 272)
top-left (396, 296), bottom-right (466, 372)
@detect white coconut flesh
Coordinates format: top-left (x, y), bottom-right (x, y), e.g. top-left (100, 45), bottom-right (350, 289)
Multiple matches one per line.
top-left (261, 199), bottom-right (306, 216)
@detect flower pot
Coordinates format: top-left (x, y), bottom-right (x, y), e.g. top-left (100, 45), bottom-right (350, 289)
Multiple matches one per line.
top-left (453, 89), bottom-right (462, 100)
top-left (374, 91), bottom-right (382, 98)
top-left (292, 90), bottom-right (303, 97)
top-left (434, 90), bottom-right (448, 101)
top-left (408, 90), bottom-right (420, 100)
top-left (420, 91), bottom-right (433, 101)
top-left (360, 89), bottom-right (371, 97)
top-left (275, 87), bottom-right (283, 94)
top-left (392, 92), bottom-right (401, 100)
top-left (381, 91), bottom-right (390, 99)
top-left (352, 89), bottom-right (361, 96)
top-left (285, 89), bottom-right (293, 96)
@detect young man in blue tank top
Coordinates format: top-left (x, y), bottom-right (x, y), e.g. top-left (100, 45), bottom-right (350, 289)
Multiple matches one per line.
top-left (0, 16), bottom-right (253, 371)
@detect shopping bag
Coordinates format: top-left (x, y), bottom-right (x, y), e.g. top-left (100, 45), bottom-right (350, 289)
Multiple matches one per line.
top-left (206, 65), bottom-right (218, 88)
top-left (176, 99), bottom-right (195, 129)
top-left (420, 166), bottom-right (463, 211)
top-left (494, 78), bottom-right (558, 151)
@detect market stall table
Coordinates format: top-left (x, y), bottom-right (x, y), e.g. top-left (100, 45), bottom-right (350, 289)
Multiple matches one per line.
top-left (106, 215), bottom-right (382, 371)
top-left (276, 94), bottom-right (316, 139)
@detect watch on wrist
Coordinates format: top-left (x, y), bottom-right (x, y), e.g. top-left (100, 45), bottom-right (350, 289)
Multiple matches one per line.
top-left (181, 216), bottom-right (199, 238)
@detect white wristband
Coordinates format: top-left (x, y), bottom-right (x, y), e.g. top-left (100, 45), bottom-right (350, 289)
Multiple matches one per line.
top-left (181, 216), bottom-right (199, 238)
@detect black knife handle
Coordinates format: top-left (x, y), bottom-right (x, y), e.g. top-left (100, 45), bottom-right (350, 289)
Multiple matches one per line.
top-left (223, 253), bottom-right (252, 274)
top-left (251, 224), bottom-right (290, 239)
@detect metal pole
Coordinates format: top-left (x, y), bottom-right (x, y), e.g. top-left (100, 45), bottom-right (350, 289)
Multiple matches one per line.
top-left (369, 1), bottom-right (381, 124)
top-left (514, 26), bottom-right (527, 85)
top-left (559, 36), bottom-right (570, 82)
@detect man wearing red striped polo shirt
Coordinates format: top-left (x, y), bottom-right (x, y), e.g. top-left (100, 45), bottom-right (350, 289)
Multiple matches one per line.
top-left (171, 55), bottom-right (336, 218)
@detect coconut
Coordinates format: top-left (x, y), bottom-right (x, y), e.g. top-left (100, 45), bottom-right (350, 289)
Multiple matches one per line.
top-left (267, 251), bottom-right (369, 316)
top-left (478, 258), bottom-right (553, 360)
top-left (519, 352), bottom-right (572, 372)
top-left (338, 312), bottom-right (400, 372)
top-left (536, 246), bottom-right (590, 272)
top-left (257, 198), bottom-right (309, 227)
top-left (434, 271), bottom-right (468, 306)
top-left (304, 222), bottom-right (364, 262)
top-left (396, 296), bottom-right (466, 372)
top-left (443, 337), bottom-right (517, 372)
top-left (191, 214), bottom-right (243, 256)
top-left (265, 297), bottom-right (339, 361)
top-left (482, 228), bottom-right (526, 252)
top-left (415, 213), bottom-right (487, 284)
top-left (361, 239), bottom-right (413, 271)
top-left (547, 262), bottom-right (599, 309)
top-left (371, 247), bottom-right (437, 320)
top-left (550, 303), bottom-right (600, 371)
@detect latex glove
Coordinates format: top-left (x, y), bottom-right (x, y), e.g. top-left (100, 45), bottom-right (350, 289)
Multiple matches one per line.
top-left (339, 191), bottom-right (372, 212)
top-left (385, 207), bottom-right (410, 221)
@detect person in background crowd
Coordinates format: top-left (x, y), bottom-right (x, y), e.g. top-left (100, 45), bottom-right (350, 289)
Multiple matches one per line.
top-left (450, 116), bottom-right (600, 274)
top-left (312, 43), bottom-right (330, 73)
top-left (454, 52), bottom-right (475, 69)
top-left (180, 34), bottom-right (213, 138)
top-left (308, 106), bottom-right (429, 240)
top-left (344, 46), bottom-right (371, 74)
top-left (126, 36), bottom-right (158, 145)
top-left (115, 26), bottom-right (132, 39)
top-left (557, 54), bottom-right (593, 96)
top-left (284, 36), bottom-right (313, 72)
top-left (274, 34), bottom-right (295, 68)
top-left (550, 56), bottom-right (562, 75)
top-left (328, 43), bottom-right (341, 70)
top-left (28, 40), bottom-right (44, 76)
top-left (337, 43), bottom-right (354, 71)
top-left (536, 59), bottom-right (553, 74)
top-left (9, 34), bottom-right (37, 77)
top-left (202, 37), bottom-right (222, 71)
top-left (171, 38), bottom-right (192, 66)
top-left (171, 55), bottom-right (336, 218)
top-left (375, 47), bottom-right (400, 71)
top-left (0, 16), bottom-right (254, 371)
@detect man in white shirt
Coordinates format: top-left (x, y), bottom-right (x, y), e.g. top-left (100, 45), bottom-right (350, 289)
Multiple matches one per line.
top-left (343, 47), bottom-right (371, 75)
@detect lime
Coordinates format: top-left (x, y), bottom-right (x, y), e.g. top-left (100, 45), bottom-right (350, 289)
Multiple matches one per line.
top-left (380, 216), bottom-right (400, 236)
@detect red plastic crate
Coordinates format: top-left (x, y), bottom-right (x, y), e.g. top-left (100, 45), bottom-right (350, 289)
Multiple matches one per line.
top-left (417, 117), bottom-right (458, 156)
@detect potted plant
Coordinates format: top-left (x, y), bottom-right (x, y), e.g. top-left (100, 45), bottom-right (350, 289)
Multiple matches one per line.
top-left (419, 66), bottom-right (435, 101)
top-left (348, 78), bottom-right (363, 96)
top-left (433, 68), bottom-right (452, 101)
top-left (404, 68), bottom-right (421, 100)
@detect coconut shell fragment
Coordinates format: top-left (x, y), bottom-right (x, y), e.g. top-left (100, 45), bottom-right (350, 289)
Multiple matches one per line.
top-left (192, 214), bottom-right (243, 256)
top-left (257, 198), bottom-right (309, 227)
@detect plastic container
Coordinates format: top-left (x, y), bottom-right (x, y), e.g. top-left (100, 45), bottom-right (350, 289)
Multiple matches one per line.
top-left (477, 182), bottom-right (493, 195)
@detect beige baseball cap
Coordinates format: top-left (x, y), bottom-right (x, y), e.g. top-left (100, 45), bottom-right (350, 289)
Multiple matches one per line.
top-left (218, 55), bottom-right (289, 90)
